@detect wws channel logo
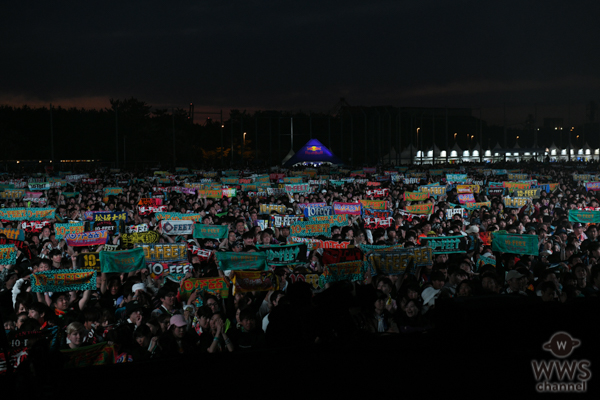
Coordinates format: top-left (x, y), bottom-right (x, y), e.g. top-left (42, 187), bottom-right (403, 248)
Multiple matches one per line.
top-left (531, 332), bottom-right (591, 393)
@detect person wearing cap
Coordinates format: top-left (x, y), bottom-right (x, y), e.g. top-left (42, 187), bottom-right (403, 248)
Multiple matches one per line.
top-left (231, 240), bottom-right (244, 252)
top-left (157, 314), bottom-right (199, 357)
top-left (501, 270), bottom-right (529, 296)
top-left (572, 222), bottom-right (587, 242)
top-left (465, 225), bottom-right (479, 235)
top-left (125, 300), bottom-right (144, 329)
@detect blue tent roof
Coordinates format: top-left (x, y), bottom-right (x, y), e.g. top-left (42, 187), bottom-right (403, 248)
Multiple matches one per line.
top-left (283, 139), bottom-right (343, 167)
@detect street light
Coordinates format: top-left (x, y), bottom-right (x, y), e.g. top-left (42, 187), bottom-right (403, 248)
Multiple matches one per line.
top-left (415, 127), bottom-right (422, 164)
top-left (454, 132), bottom-right (457, 142)
top-left (243, 132), bottom-right (246, 147)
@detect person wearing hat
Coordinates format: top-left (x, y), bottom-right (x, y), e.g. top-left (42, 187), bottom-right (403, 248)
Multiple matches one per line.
top-left (572, 222), bottom-right (587, 242)
top-left (501, 270), bottom-right (529, 296)
top-left (525, 225), bottom-right (537, 235)
top-left (125, 300), bottom-right (144, 329)
top-left (231, 240), bottom-right (244, 252)
top-left (157, 314), bottom-right (199, 357)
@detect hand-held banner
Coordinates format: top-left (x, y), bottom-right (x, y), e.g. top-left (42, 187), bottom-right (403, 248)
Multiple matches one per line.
top-left (419, 185), bottom-right (446, 196)
top-left (568, 209), bottom-right (600, 223)
top-left (156, 212), bottom-right (203, 221)
top-left (446, 174), bottom-right (468, 183)
top-left (193, 224), bottom-right (228, 239)
top-left (320, 261), bottom-right (367, 285)
top-left (303, 205), bottom-right (333, 218)
top-left (491, 233), bottom-right (539, 256)
top-left (486, 187), bottom-right (505, 196)
top-left (55, 222), bottom-right (85, 241)
top-left (503, 197), bottom-right (528, 208)
top-left (216, 251), bottom-right (268, 271)
top-left (257, 243), bottom-right (308, 265)
top-left (0, 244), bottom-right (18, 264)
top-left (289, 221), bottom-right (331, 237)
top-left (66, 230), bottom-right (109, 247)
top-left (405, 203), bottom-right (434, 215)
top-left (513, 188), bottom-right (541, 198)
top-left (289, 272), bottom-right (325, 292)
top-left (285, 183), bottom-right (311, 194)
top-left (365, 188), bottom-right (389, 198)
top-left (0, 228), bottom-right (25, 241)
top-left (420, 235), bottom-right (467, 254)
top-left (307, 214), bottom-right (349, 226)
top-left (60, 342), bottom-right (116, 369)
top-left (135, 243), bottom-right (188, 262)
top-left (32, 269), bottom-right (96, 293)
top-left (100, 248), bottom-right (146, 273)
top-left (366, 247), bottom-right (432, 275)
top-left (92, 211), bottom-right (127, 223)
top-left (160, 220), bottom-right (194, 235)
top-left (232, 271), bottom-right (278, 295)
top-left (126, 224), bottom-right (149, 234)
top-left (104, 187), bottom-right (123, 196)
top-left (359, 200), bottom-right (388, 210)
top-left (333, 202), bottom-right (361, 215)
top-left (321, 247), bottom-right (363, 265)
top-left (0, 189), bottom-right (25, 199)
top-left (77, 252), bottom-right (101, 272)
top-left (179, 277), bottom-right (229, 301)
top-left (463, 201), bottom-right (491, 211)
top-left (0, 238), bottom-right (32, 260)
top-left (503, 182), bottom-right (530, 191)
top-left (0, 208), bottom-right (55, 221)
top-left (404, 191), bottom-right (429, 201)
top-left (121, 231), bottom-right (160, 247)
top-left (364, 216), bottom-right (395, 229)
top-left (288, 236), bottom-right (351, 251)
top-left (270, 214), bottom-right (304, 228)
top-left (456, 184), bottom-right (481, 194)
top-left (259, 204), bottom-right (287, 214)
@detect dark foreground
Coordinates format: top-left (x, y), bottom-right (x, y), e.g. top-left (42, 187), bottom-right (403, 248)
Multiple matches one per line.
top-left (3, 296), bottom-right (600, 397)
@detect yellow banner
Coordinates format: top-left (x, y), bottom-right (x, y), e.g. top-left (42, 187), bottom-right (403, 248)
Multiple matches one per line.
top-left (260, 204), bottom-right (287, 214)
top-left (503, 197), bottom-right (528, 208)
top-left (359, 200), bottom-right (388, 210)
top-left (456, 185), bottom-right (480, 194)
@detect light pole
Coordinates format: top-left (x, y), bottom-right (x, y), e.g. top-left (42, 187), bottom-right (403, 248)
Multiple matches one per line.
top-left (417, 127), bottom-right (420, 164)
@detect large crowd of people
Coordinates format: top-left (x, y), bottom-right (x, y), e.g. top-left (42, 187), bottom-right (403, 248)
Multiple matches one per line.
top-left (1, 161), bottom-right (599, 373)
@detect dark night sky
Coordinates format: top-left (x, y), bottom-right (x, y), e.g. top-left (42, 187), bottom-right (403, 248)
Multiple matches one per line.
top-left (2, 1), bottom-right (600, 125)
